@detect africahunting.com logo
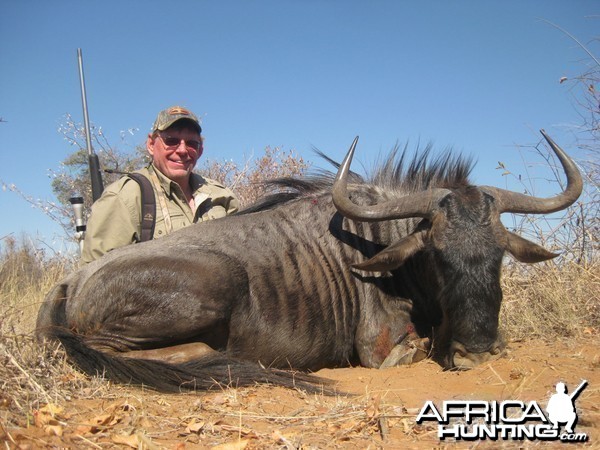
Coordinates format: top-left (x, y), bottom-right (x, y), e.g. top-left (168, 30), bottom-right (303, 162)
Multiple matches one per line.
top-left (416, 380), bottom-right (589, 443)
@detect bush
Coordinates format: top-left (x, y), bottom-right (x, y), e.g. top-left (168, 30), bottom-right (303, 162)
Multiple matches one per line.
top-left (201, 146), bottom-right (308, 207)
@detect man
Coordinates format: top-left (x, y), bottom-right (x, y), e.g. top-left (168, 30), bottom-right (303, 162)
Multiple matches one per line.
top-left (82, 106), bottom-right (239, 263)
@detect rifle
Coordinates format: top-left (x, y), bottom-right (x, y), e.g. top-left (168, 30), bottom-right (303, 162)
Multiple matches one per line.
top-left (77, 48), bottom-right (104, 202)
top-left (70, 49), bottom-right (104, 255)
top-left (569, 380), bottom-right (588, 401)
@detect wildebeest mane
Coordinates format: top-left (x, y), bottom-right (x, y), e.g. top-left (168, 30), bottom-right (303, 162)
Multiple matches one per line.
top-left (240, 143), bottom-right (475, 215)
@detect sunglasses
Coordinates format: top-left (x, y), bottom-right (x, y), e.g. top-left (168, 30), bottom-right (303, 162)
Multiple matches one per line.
top-left (158, 134), bottom-right (202, 151)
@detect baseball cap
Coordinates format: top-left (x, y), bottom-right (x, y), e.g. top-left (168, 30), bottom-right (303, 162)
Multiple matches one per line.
top-left (151, 106), bottom-right (202, 133)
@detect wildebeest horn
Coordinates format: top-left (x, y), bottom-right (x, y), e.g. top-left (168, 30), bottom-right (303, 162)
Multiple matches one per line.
top-left (332, 137), bottom-right (450, 221)
top-left (481, 130), bottom-right (583, 214)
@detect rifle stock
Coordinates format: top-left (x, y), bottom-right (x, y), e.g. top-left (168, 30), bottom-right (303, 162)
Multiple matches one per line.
top-left (88, 153), bottom-right (104, 202)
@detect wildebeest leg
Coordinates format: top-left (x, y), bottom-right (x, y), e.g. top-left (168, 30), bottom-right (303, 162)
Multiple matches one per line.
top-left (379, 335), bottom-right (430, 368)
top-left (65, 252), bottom-right (248, 354)
top-left (354, 293), bottom-right (418, 368)
top-left (119, 342), bottom-right (216, 364)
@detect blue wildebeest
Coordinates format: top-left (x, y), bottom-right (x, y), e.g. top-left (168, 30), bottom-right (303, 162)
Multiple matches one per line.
top-left (36, 130), bottom-right (582, 393)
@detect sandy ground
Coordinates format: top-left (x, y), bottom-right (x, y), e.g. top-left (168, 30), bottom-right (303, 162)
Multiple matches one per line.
top-left (2, 337), bottom-right (598, 449)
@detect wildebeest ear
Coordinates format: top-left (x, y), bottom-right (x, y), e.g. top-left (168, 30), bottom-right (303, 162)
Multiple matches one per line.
top-left (353, 232), bottom-right (426, 272)
top-left (506, 231), bottom-right (559, 263)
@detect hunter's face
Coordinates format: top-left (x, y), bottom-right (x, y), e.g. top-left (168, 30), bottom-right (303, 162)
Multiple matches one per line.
top-left (147, 127), bottom-right (203, 183)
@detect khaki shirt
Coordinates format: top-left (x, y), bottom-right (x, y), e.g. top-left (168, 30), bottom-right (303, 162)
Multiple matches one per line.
top-left (82, 165), bottom-right (239, 263)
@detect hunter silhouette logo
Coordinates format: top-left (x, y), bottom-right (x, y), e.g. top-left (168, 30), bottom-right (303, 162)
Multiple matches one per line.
top-left (416, 380), bottom-right (589, 442)
top-left (547, 380), bottom-right (587, 435)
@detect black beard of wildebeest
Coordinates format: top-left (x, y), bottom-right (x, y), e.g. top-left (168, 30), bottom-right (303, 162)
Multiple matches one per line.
top-left (36, 130), bottom-right (582, 394)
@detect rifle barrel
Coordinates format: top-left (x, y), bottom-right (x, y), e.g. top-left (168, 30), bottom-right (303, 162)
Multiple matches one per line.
top-left (77, 48), bottom-right (104, 202)
top-left (569, 380), bottom-right (588, 400)
top-left (77, 49), bottom-right (93, 158)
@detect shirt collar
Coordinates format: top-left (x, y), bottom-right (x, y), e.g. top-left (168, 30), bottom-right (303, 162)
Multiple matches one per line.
top-left (149, 164), bottom-right (176, 195)
top-left (149, 164), bottom-right (206, 196)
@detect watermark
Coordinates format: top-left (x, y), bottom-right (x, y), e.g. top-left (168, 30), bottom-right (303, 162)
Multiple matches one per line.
top-left (416, 380), bottom-right (588, 443)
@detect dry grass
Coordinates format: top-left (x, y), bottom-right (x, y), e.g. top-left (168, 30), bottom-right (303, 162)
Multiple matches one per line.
top-left (501, 259), bottom-right (599, 340)
top-left (1, 212), bottom-right (598, 448)
top-left (0, 238), bottom-right (81, 430)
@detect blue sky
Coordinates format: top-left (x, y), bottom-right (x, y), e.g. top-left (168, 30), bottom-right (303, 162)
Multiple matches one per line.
top-left (1, 1), bottom-right (597, 254)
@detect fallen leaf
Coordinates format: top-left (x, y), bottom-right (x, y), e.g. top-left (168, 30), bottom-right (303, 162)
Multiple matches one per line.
top-left (120, 401), bottom-right (136, 412)
top-left (34, 404), bottom-right (64, 428)
top-left (138, 416), bottom-right (154, 429)
top-left (327, 423), bottom-right (341, 433)
top-left (210, 439), bottom-right (250, 450)
top-left (44, 424), bottom-right (64, 437)
top-left (207, 394), bottom-right (229, 406)
top-left (76, 413), bottom-right (121, 435)
top-left (112, 433), bottom-right (140, 448)
top-left (93, 413), bottom-right (119, 427)
top-left (271, 430), bottom-right (298, 446)
top-left (74, 424), bottom-right (95, 435)
top-left (185, 420), bottom-right (205, 434)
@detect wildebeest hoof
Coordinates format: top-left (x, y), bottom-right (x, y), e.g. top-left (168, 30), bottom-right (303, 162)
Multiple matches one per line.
top-left (380, 337), bottom-right (430, 368)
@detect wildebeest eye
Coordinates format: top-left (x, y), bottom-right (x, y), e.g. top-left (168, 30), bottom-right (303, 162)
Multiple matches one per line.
top-left (438, 194), bottom-right (452, 208)
top-left (482, 192), bottom-right (495, 203)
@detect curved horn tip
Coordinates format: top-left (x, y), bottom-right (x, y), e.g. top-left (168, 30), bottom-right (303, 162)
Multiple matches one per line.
top-left (539, 128), bottom-right (549, 140)
top-left (539, 129), bottom-right (558, 148)
top-left (339, 136), bottom-right (359, 173)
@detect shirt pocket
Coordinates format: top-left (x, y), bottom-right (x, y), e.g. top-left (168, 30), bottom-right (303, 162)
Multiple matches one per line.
top-left (169, 208), bottom-right (193, 232)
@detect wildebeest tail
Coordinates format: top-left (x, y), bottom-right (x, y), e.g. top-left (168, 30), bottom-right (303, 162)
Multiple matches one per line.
top-left (48, 327), bottom-right (335, 395)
